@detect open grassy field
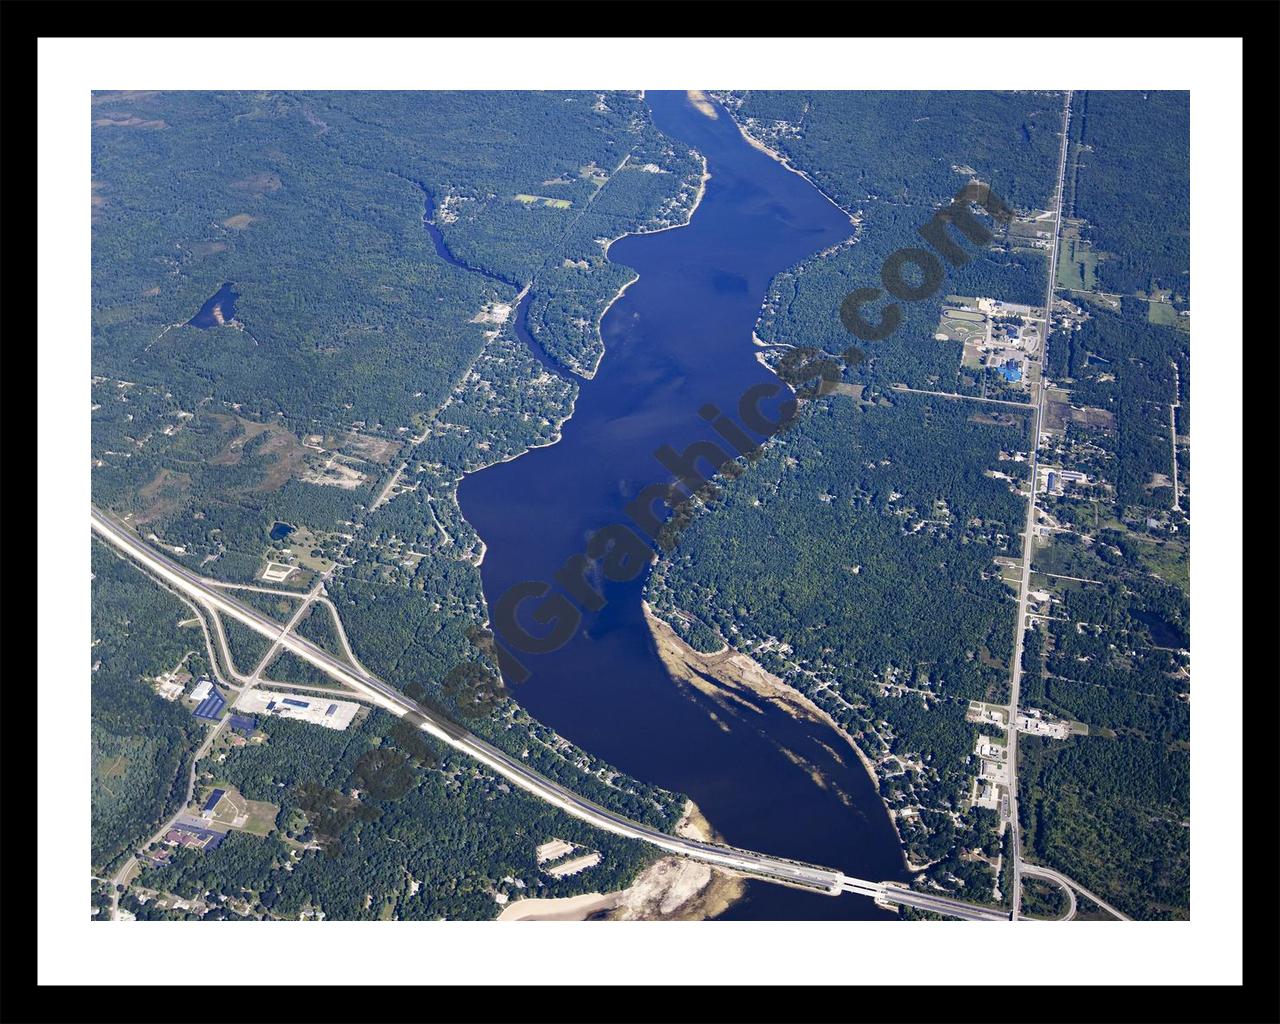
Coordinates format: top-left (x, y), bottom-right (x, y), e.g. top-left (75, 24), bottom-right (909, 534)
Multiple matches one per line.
top-left (1131, 535), bottom-right (1189, 594)
top-left (281, 525), bottom-right (336, 573)
top-left (1056, 235), bottom-right (1100, 292)
top-left (514, 194), bottom-right (572, 209)
top-left (203, 785), bottom-right (279, 836)
top-left (937, 307), bottom-right (987, 346)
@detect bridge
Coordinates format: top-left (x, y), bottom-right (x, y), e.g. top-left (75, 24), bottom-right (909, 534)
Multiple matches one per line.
top-left (92, 507), bottom-right (1010, 921)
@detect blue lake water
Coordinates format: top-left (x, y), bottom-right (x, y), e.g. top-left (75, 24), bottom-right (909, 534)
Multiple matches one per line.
top-left (269, 521), bottom-right (295, 542)
top-left (457, 91), bottom-right (909, 919)
top-left (187, 282), bottom-right (239, 328)
top-left (1133, 608), bottom-right (1187, 650)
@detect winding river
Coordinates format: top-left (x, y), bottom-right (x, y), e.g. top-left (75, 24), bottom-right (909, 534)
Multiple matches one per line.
top-left (457, 91), bottom-right (908, 919)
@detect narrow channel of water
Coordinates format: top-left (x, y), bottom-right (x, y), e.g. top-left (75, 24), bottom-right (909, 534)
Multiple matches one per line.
top-left (456, 91), bottom-right (909, 919)
top-left (415, 184), bottom-right (568, 380)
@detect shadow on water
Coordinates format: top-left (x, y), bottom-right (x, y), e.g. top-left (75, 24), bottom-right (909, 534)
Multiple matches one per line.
top-left (456, 91), bottom-right (909, 919)
top-left (187, 282), bottom-right (239, 328)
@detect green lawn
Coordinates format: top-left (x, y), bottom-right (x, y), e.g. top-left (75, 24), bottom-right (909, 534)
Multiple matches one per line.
top-left (1056, 236), bottom-right (1099, 292)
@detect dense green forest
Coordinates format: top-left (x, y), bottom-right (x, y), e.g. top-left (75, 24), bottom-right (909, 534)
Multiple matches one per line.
top-left (1021, 518), bottom-right (1190, 919)
top-left (92, 92), bottom-right (697, 917)
top-left (714, 91), bottom-right (1061, 392)
top-left (92, 90), bottom-right (704, 410)
top-left (1065, 91), bottom-right (1189, 298)
top-left (135, 709), bottom-right (659, 920)
top-left (222, 617), bottom-right (275, 676)
top-left (648, 389), bottom-right (1028, 871)
top-left (1048, 298), bottom-right (1184, 508)
top-left (293, 602), bottom-right (345, 659)
top-left (1020, 734), bottom-right (1188, 920)
top-left (716, 92), bottom-right (1064, 211)
top-left (263, 648), bottom-right (346, 688)
top-left (91, 542), bottom-right (205, 873)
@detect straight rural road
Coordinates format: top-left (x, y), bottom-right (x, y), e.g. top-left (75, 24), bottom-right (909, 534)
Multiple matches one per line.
top-left (1006, 89), bottom-right (1073, 921)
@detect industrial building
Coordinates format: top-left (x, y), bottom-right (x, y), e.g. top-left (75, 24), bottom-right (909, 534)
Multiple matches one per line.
top-left (228, 714), bottom-right (257, 734)
top-left (233, 689), bottom-right (360, 731)
top-left (201, 789), bottom-right (226, 819)
top-left (193, 687), bottom-right (227, 722)
top-left (189, 678), bottom-right (213, 703)
top-left (164, 822), bottom-right (226, 851)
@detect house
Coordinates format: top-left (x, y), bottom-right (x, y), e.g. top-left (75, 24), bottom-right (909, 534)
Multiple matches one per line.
top-left (166, 823), bottom-right (226, 850)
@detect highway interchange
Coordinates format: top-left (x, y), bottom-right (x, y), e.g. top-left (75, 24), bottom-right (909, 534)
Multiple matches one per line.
top-left (93, 506), bottom-right (1021, 922)
top-left (92, 97), bottom-right (1105, 926)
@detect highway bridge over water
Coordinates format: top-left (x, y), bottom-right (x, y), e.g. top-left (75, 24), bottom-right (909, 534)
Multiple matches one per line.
top-left (92, 507), bottom-right (1011, 922)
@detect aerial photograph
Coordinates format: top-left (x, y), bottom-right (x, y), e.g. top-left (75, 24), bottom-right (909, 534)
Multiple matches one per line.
top-left (88, 87), bottom-right (1190, 926)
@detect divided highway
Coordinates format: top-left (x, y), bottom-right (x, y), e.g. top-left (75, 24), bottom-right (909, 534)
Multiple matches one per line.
top-left (92, 507), bottom-right (1010, 921)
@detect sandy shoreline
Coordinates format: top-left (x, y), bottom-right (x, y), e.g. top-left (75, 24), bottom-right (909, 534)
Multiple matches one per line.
top-left (643, 601), bottom-right (908, 864)
top-left (496, 891), bottom-right (617, 922)
top-left (686, 90), bottom-right (719, 120)
top-left (712, 97), bottom-right (858, 231)
top-left (497, 798), bottom-right (745, 921)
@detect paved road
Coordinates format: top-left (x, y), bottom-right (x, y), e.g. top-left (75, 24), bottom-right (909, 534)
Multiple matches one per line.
top-left (1006, 89), bottom-right (1073, 921)
top-left (94, 508), bottom-right (1038, 920)
top-left (874, 883), bottom-right (1012, 922)
top-left (92, 508), bottom-right (865, 900)
top-left (1020, 862), bottom-right (1130, 921)
top-left (109, 714), bottom-right (228, 920)
top-left (1169, 359), bottom-right (1182, 513)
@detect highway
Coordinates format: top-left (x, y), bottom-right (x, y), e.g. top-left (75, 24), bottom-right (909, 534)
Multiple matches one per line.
top-left (1020, 862), bottom-right (1130, 922)
top-left (873, 883), bottom-right (1012, 922)
top-left (93, 509), bottom-right (862, 899)
top-left (93, 507), bottom-right (1028, 920)
top-left (1005, 89), bottom-right (1073, 920)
